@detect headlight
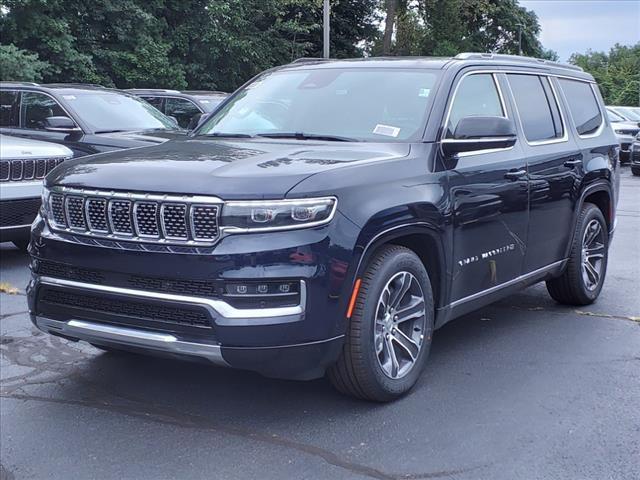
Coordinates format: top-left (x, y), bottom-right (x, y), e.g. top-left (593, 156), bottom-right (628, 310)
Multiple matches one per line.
top-left (222, 197), bottom-right (337, 232)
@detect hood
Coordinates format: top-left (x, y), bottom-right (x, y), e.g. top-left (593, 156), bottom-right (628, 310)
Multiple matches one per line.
top-left (95, 128), bottom-right (186, 144)
top-left (47, 137), bottom-right (411, 199)
top-left (0, 134), bottom-right (73, 159)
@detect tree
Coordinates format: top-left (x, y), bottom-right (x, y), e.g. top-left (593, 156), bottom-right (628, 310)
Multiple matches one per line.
top-left (570, 43), bottom-right (640, 106)
top-left (0, 44), bottom-right (49, 81)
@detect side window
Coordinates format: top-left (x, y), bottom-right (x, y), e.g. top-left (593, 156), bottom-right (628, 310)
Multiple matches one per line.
top-left (0, 90), bottom-right (20, 127)
top-left (507, 74), bottom-right (563, 143)
top-left (165, 98), bottom-right (200, 128)
top-left (558, 79), bottom-right (603, 136)
top-left (446, 74), bottom-right (504, 138)
top-left (20, 92), bottom-right (68, 129)
top-left (141, 96), bottom-right (164, 112)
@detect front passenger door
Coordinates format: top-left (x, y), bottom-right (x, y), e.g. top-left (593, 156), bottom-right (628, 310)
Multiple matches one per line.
top-left (445, 73), bottom-right (529, 303)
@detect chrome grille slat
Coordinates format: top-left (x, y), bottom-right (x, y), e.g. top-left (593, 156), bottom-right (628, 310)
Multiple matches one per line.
top-left (0, 157), bottom-right (69, 182)
top-left (47, 188), bottom-right (222, 246)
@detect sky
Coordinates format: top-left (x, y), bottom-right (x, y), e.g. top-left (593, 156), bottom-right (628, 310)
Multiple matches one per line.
top-left (520, 0), bottom-right (640, 61)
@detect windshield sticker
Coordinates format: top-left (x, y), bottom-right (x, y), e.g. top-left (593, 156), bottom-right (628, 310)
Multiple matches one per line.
top-left (62, 95), bottom-right (77, 100)
top-left (373, 124), bottom-right (400, 137)
top-left (418, 88), bottom-right (430, 98)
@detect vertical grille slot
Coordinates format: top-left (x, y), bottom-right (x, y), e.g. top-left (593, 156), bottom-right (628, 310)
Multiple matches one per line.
top-left (23, 160), bottom-right (35, 180)
top-left (86, 198), bottom-right (108, 232)
top-left (161, 203), bottom-right (188, 239)
top-left (65, 196), bottom-right (86, 229)
top-left (35, 159), bottom-right (47, 178)
top-left (191, 205), bottom-right (219, 240)
top-left (109, 200), bottom-right (133, 234)
top-left (10, 160), bottom-right (23, 180)
top-left (134, 202), bottom-right (159, 237)
top-left (0, 162), bottom-right (9, 181)
top-left (50, 194), bottom-right (66, 227)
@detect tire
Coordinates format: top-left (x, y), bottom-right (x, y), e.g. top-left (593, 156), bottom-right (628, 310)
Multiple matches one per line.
top-left (12, 237), bottom-right (30, 252)
top-left (631, 166), bottom-right (640, 176)
top-left (328, 245), bottom-right (434, 402)
top-left (546, 203), bottom-right (608, 305)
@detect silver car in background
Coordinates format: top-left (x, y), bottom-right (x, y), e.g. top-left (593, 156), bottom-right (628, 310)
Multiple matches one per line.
top-left (607, 107), bottom-right (640, 164)
top-left (1, 134), bottom-right (72, 250)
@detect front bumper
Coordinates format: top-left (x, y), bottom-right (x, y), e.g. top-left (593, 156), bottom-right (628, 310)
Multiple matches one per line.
top-left (28, 212), bottom-right (360, 379)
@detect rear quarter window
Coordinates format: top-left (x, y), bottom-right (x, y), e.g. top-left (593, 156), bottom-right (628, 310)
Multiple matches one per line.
top-left (558, 79), bottom-right (603, 136)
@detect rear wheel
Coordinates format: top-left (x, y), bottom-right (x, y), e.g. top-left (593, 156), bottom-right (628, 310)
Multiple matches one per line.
top-left (631, 166), bottom-right (640, 176)
top-left (546, 203), bottom-right (608, 305)
top-left (328, 245), bottom-right (434, 402)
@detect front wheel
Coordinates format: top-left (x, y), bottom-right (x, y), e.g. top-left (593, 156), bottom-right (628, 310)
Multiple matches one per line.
top-left (328, 245), bottom-right (434, 402)
top-left (546, 203), bottom-right (608, 305)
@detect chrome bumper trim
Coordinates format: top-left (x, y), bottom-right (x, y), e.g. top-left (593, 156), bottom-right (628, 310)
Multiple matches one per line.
top-left (35, 317), bottom-right (229, 366)
top-left (38, 276), bottom-right (306, 321)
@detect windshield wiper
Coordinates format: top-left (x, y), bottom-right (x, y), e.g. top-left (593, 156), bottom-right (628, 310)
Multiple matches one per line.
top-left (94, 129), bottom-right (130, 134)
top-left (256, 132), bottom-right (356, 142)
top-left (201, 132), bottom-right (254, 138)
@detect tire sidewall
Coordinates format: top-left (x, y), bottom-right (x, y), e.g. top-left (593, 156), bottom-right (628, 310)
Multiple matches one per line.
top-left (574, 205), bottom-right (608, 301)
top-left (357, 249), bottom-right (434, 398)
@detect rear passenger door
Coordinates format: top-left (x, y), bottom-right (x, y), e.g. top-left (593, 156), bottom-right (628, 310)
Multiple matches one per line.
top-left (505, 73), bottom-right (582, 272)
top-left (447, 72), bottom-right (529, 303)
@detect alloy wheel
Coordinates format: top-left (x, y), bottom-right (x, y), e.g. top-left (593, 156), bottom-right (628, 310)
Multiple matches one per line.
top-left (581, 219), bottom-right (606, 291)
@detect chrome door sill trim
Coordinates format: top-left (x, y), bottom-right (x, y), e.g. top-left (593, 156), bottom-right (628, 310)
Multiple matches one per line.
top-left (449, 260), bottom-right (565, 308)
top-left (35, 317), bottom-right (229, 367)
top-left (38, 276), bottom-right (306, 320)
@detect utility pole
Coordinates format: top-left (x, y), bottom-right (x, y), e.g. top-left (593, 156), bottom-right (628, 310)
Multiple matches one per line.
top-left (516, 23), bottom-right (524, 56)
top-left (323, 0), bottom-right (330, 59)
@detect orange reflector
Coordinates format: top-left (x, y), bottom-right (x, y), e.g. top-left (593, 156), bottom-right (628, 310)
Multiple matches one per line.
top-left (346, 278), bottom-right (362, 319)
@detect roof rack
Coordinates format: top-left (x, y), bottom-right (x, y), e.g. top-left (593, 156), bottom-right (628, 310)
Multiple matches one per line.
top-left (0, 81), bottom-right (40, 86)
top-left (182, 90), bottom-right (228, 95)
top-left (41, 83), bottom-right (108, 88)
top-left (126, 88), bottom-right (182, 94)
top-left (290, 57), bottom-right (334, 64)
top-left (454, 52), bottom-right (584, 72)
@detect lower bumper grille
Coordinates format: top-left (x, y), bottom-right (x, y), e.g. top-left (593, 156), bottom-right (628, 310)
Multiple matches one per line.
top-left (38, 287), bottom-right (212, 329)
top-left (0, 197), bottom-right (40, 228)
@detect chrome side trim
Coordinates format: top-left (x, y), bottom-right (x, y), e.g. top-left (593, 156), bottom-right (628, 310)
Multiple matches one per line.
top-left (0, 223), bottom-right (32, 231)
top-left (449, 260), bottom-right (564, 308)
top-left (38, 276), bottom-right (306, 320)
top-left (51, 186), bottom-right (224, 205)
top-left (34, 317), bottom-right (229, 367)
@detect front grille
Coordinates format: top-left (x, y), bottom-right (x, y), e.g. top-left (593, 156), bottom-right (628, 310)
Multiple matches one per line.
top-left (0, 197), bottom-right (41, 227)
top-left (0, 157), bottom-right (68, 182)
top-left (39, 288), bottom-right (212, 328)
top-left (48, 188), bottom-right (221, 245)
top-left (38, 261), bottom-right (106, 284)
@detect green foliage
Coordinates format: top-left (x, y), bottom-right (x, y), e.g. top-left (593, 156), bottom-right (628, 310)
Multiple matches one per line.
top-left (0, 44), bottom-right (49, 81)
top-left (569, 44), bottom-right (640, 106)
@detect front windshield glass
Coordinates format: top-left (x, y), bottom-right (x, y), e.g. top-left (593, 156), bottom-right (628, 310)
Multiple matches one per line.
top-left (197, 68), bottom-right (439, 141)
top-left (61, 91), bottom-right (177, 132)
top-left (616, 107), bottom-right (640, 121)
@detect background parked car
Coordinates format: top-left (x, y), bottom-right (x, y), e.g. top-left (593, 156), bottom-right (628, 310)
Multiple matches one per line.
top-left (0, 82), bottom-right (185, 158)
top-left (127, 89), bottom-right (228, 129)
top-left (631, 132), bottom-right (640, 176)
top-left (607, 105), bottom-right (640, 122)
top-left (607, 108), bottom-right (640, 164)
top-left (0, 134), bottom-right (72, 250)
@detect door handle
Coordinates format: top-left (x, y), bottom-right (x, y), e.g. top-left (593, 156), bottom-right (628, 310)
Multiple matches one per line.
top-left (563, 159), bottom-right (582, 168)
top-left (504, 169), bottom-right (527, 180)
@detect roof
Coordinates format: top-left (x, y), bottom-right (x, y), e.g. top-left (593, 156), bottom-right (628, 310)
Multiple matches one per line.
top-left (283, 53), bottom-right (593, 81)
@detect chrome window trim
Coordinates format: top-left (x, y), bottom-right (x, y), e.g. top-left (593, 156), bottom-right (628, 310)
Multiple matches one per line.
top-left (37, 276), bottom-right (307, 320)
top-left (504, 73), bottom-right (569, 146)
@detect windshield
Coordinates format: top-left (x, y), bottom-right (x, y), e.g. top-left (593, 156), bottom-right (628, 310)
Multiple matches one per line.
top-left (61, 91), bottom-right (178, 132)
top-left (196, 68), bottom-right (439, 141)
top-left (607, 109), bottom-right (624, 122)
top-left (615, 107), bottom-right (640, 121)
top-left (194, 96), bottom-right (227, 112)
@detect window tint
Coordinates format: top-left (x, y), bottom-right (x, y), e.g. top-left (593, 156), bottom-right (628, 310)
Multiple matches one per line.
top-left (508, 74), bottom-right (562, 142)
top-left (165, 97), bottom-right (201, 128)
top-left (446, 74), bottom-right (504, 137)
top-left (141, 96), bottom-right (164, 111)
top-left (20, 92), bottom-right (69, 129)
top-left (558, 79), bottom-right (603, 136)
top-left (0, 90), bottom-right (20, 127)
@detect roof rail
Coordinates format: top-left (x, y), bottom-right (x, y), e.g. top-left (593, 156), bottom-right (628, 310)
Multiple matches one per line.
top-left (0, 81), bottom-right (40, 86)
top-left (290, 57), bottom-right (334, 64)
top-left (41, 83), bottom-right (107, 88)
top-left (126, 88), bottom-right (182, 94)
top-left (182, 90), bottom-right (228, 95)
top-left (454, 52), bottom-right (584, 72)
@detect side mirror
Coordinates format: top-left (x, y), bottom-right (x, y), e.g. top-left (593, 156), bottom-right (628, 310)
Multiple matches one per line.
top-left (43, 116), bottom-right (80, 132)
top-left (442, 116), bottom-right (517, 156)
top-left (187, 112), bottom-right (207, 131)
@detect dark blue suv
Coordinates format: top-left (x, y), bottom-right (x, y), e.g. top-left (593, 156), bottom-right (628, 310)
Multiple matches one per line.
top-left (27, 54), bottom-right (620, 401)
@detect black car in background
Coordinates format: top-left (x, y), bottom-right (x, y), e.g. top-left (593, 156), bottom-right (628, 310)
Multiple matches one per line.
top-left (127, 89), bottom-right (228, 129)
top-left (29, 54), bottom-right (619, 401)
top-left (631, 132), bottom-right (640, 176)
top-left (0, 83), bottom-right (184, 158)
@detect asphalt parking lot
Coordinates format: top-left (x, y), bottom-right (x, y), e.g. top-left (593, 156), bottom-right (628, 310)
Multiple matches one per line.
top-left (1, 168), bottom-right (639, 480)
